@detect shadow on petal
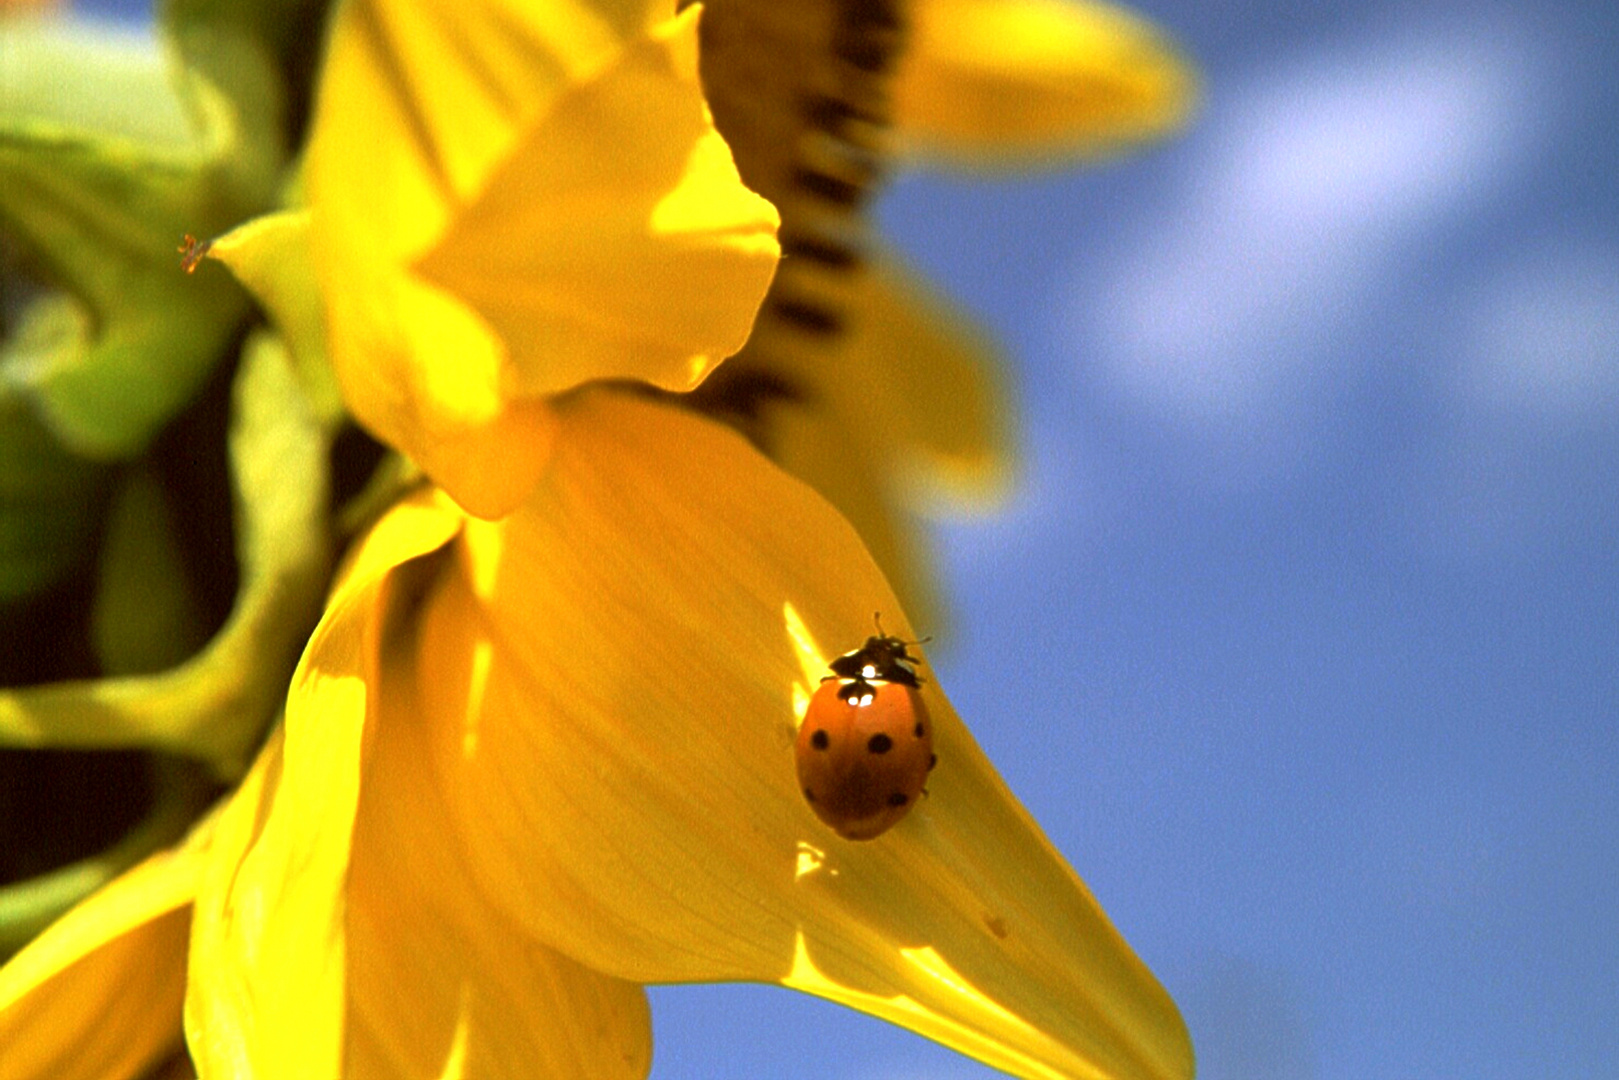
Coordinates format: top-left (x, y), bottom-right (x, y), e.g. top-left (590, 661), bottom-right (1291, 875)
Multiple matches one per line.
top-left (341, 546), bottom-right (653, 1080)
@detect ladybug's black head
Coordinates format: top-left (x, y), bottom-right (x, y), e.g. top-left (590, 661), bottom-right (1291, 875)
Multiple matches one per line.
top-left (827, 633), bottom-right (924, 687)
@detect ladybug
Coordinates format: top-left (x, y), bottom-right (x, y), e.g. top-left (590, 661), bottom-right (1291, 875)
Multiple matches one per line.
top-left (795, 627), bottom-right (936, 840)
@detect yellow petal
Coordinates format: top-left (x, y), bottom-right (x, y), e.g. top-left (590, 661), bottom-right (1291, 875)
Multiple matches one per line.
top-left (0, 812), bottom-right (212, 1080)
top-left (310, 0), bottom-right (656, 267)
top-left (896, 0), bottom-right (1198, 167)
top-left (185, 482), bottom-right (651, 1078)
top-left (185, 499), bottom-right (463, 1080)
top-left (346, 892), bottom-right (651, 1080)
top-left (206, 211), bottom-right (346, 431)
top-left (324, 259), bottom-right (561, 519)
top-left (308, 0), bottom-right (776, 517)
top-left (411, 388), bottom-right (1190, 1079)
top-left (345, 603), bottom-right (651, 1079)
top-left (417, 6), bottom-right (780, 398)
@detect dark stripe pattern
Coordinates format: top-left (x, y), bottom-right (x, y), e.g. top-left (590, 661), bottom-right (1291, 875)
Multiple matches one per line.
top-left (675, 0), bottom-right (912, 449)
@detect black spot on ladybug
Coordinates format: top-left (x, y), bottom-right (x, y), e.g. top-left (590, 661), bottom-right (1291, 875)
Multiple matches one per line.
top-left (928, 753), bottom-right (937, 770)
top-left (803, 788), bottom-right (817, 802)
top-left (867, 733), bottom-right (893, 754)
top-left (913, 721), bottom-right (925, 737)
top-left (811, 729), bottom-right (830, 750)
top-left (887, 792), bottom-right (909, 807)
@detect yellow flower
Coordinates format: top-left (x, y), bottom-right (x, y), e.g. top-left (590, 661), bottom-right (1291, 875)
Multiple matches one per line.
top-left (1, 0), bottom-right (1199, 1077)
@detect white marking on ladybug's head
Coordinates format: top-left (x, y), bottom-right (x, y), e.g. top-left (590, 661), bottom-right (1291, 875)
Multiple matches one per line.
top-left (860, 663), bottom-right (878, 679)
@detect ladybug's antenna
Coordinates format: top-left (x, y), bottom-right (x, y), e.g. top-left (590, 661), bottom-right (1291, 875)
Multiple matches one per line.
top-left (872, 611), bottom-right (932, 648)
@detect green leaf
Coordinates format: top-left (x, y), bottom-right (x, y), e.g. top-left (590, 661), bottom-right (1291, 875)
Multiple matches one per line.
top-left (162, 0), bottom-right (334, 158)
top-left (0, 124), bottom-right (246, 458)
top-left (0, 332), bottom-right (334, 776)
top-left (0, 19), bottom-right (193, 146)
top-left (92, 465), bottom-right (212, 677)
top-left (0, 754), bottom-right (210, 962)
top-left (0, 300), bottom-right (112, 602)
top-left (0, 17), bottom-right (282, 460)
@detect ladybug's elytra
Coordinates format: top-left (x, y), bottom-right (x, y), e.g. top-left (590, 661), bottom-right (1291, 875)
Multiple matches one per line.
top-left (795, 628), bottom-right (935, 841)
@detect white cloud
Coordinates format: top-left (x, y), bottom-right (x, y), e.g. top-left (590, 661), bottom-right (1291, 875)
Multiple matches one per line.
top-left (1456, 239), bottom-right (1619, 420)
top-left (1065, 19), bottom-right (1541, 450)
top-left (1404, 238), bottom-right (1619, 561)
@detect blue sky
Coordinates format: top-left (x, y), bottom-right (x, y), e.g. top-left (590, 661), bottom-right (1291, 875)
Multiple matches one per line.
top-left (55, 0), bottom-right (1619, 1076)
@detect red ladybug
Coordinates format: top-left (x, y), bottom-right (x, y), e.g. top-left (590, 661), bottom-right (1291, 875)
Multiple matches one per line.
top-left (795, 629), bottom-right (935, 840)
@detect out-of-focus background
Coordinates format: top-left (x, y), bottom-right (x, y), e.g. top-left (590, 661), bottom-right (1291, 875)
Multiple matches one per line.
top-left (59, 1), bottom-right (1619, 1077)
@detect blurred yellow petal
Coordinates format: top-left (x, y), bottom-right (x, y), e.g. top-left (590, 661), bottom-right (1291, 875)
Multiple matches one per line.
top-left (713, 249), bottom-right (1012, 627)
top-left (407, 388), bottom-right (1189, 1080)
top-left (0, 812), bottom-right (212, 1080)
top-left (836, 252), bottom-right (1014, 506)
top-left (758, 248), bottom-right (1013, 517)
top-left (185, 499), bottom-right (463, 1080)
top-left (896, 0), bottom-right (1197, 167)
top-left (308, 0), bottom-right (778, 516)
